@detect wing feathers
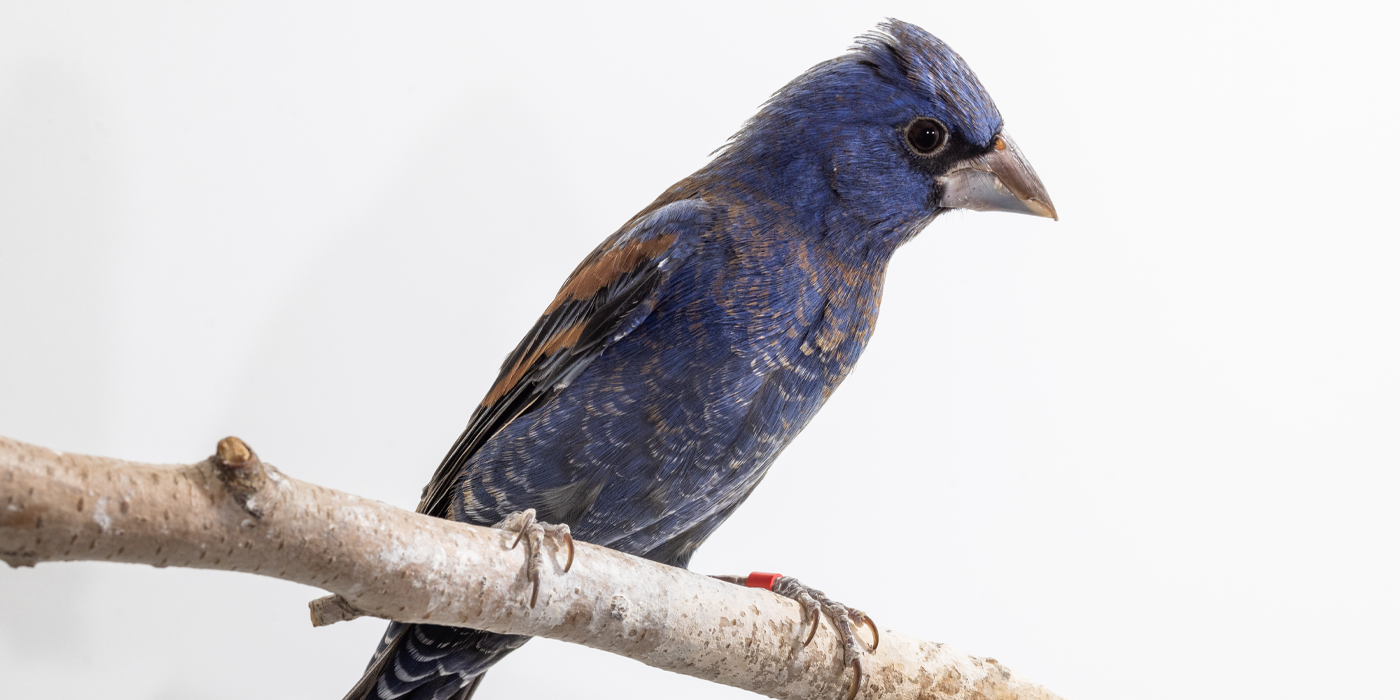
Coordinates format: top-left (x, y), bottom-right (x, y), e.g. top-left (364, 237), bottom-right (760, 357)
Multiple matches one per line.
top-left (416, 199), bottom-right (715, 518)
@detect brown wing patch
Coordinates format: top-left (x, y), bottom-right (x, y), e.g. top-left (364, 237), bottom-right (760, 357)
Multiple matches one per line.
top-left (418, 199), bottom-right (713, 521)
top-left (546, 235), bottom-right (677, 313)
top-left (481, 321), bottom-right (587, 408)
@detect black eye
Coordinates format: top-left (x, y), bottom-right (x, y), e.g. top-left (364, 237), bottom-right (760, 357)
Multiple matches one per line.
top-left (904, 118), bottom-right (947, 155)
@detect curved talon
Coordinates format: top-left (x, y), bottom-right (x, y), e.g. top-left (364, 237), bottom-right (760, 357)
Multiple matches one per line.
top-left (859, 612), bottom-right (879, 652)
top-left (845, 656), bottom-right (863, 700)
top-left (738, 572), bottom-right (872, 697)
top-left (508, 509), bottom-right (535, 549)
top-left (561, 529), bottom-right (575, 573)
top-left (494, 510), bottom-right (574, 609)
top-left (802, 604), bottom-right (820, 646)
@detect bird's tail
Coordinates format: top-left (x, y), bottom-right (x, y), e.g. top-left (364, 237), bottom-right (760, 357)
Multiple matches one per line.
top-left (342, 621), bottom-right (530, 700)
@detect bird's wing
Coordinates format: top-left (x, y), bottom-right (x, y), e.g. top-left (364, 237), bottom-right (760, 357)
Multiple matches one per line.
top-left (417, 198), bottom-right (715, 518)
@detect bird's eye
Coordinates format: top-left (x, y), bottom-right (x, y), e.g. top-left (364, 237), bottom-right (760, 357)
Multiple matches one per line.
top-left (904, 118), bottom-right (948, 155)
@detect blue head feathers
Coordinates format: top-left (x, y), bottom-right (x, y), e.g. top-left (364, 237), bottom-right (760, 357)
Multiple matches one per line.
top-left (706, 19), bottom-right (1041, 250)
top-left (721, 19), bottom-right (1004, 159)
top-left (851, 20), bottom-right (1004, 147)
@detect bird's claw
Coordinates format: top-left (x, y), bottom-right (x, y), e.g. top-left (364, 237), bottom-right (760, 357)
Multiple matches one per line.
top-left (494, 509), bottom-right (574, 608)
top-left (769, 576), bottom-right (879, 700)
top-left (845, 656), bottom-right (864, 700)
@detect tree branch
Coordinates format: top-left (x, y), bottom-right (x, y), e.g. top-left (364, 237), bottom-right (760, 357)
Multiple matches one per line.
top-left (0, 435), bottom-right (1063, 700)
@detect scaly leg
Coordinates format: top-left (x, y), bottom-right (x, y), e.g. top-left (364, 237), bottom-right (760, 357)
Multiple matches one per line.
top-left (494, 509), bottom-right (574, 608)
top-left (713, 573), bottom-right (878, 700)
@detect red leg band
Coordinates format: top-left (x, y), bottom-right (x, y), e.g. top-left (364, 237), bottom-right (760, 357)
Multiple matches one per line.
top-left (746, 572), bottom-right (783, 590)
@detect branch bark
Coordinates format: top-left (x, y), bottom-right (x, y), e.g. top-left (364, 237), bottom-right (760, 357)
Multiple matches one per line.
top-left (0, 435), bottom-right (1063, 700)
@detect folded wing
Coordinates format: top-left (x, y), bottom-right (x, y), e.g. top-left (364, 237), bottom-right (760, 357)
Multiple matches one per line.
top-left (417, 198), bottom-right (715, 519)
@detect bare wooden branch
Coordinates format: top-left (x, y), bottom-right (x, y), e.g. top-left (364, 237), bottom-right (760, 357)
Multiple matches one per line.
top-left (0, 435), bottom-right (1064, 700)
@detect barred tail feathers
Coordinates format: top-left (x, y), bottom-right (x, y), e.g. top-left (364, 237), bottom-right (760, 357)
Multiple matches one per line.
top-left (343, 622), bottom-right (529, 700)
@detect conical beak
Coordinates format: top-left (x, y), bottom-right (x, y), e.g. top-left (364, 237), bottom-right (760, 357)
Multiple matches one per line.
top-left (936, 132), bottom-right (1057, 220)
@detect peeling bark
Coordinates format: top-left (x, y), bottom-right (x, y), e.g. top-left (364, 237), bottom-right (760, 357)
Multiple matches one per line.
top-left (0, 435), bottom-right (1063, 700)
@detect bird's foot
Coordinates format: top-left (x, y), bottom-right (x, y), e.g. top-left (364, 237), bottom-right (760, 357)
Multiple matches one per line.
top-left (715, 573), bottom-right (878, 700)
top-left (493, 509), bottom-right (574, 608)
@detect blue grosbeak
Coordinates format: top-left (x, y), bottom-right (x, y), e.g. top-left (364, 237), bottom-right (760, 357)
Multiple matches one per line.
top-left (344, 18), bottom-right (1055, 700)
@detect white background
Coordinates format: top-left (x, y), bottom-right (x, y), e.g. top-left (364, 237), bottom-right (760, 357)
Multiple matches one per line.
top-left (1, 2), bottom-right (1396, 699)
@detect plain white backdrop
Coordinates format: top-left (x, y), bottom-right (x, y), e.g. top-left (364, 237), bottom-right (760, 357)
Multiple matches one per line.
top-left (1, 2), bottom-right (1396, 699)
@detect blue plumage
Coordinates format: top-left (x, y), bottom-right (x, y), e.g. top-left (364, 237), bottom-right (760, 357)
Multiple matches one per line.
top-left (345, 19), bottom-right (1054, 700)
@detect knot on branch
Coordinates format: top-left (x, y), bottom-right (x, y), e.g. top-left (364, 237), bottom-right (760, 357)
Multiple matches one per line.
top-left (214, 436), bottom-right (267, 517)
top-left (309, 594), bottom-right (368, 627)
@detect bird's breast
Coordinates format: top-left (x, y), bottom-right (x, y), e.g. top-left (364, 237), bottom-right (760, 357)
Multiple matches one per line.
top-left (713, 234), bottom-right (887, 397)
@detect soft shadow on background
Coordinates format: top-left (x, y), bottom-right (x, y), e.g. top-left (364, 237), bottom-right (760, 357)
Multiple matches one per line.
top-left (2, 2), bottom-right (1396, 699)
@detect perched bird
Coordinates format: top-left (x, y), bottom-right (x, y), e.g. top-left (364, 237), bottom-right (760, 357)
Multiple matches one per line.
top-left (344, 19), bottom-right (1055, 700)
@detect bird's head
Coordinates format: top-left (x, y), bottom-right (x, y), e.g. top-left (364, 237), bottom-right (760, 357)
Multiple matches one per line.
top-left (717, 19), bottom-right (1056, 249)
